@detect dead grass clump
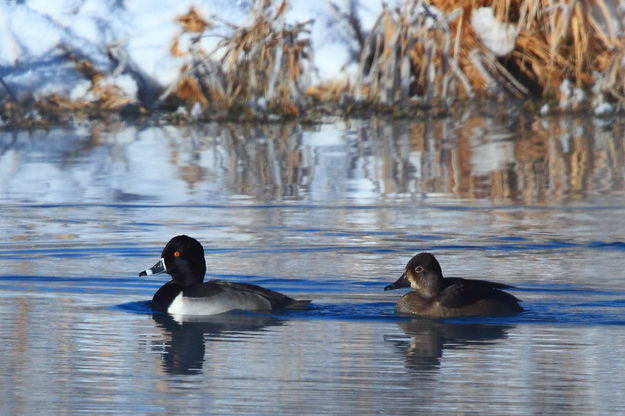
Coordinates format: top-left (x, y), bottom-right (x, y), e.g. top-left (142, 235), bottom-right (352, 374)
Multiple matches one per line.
top-left (598, 47), bottom-right (625, 103)
top-left (177, 6), bottom-right (210, 33)
top-left (494, 0), bottom-right (622, 99)
top-left (38, 53), bottom-right (133, 113)
top-left (356, 0), bottom-right (625, 106)
top-left (357, 4), bottom-right (457, 105)
top-left (165, 1), bottom-right (313, 117)
top-left (75, 59), bottom-right (134, 110)
top-left (355, 2), bottom-right (521, 105)
top-left (306, 79), bottom-right (353, 103)
top-left (219, 0), bottom-right (313, 115)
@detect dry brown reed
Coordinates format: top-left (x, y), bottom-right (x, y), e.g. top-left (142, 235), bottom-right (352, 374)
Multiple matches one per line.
top-left (42, 53), bottom-right (132, 112)
top-left (355, 0), bottom-right (625, 107)
top-left (355, 2), bottom-right (513, 105)
top-left (165, 1), bottom-right (313, 116)
top-left (356, 3), bottom-right (470, 105)
top-left (492, 0), bottom-right (622, 98)
top-left (10, 0), bottom-right (625, 120)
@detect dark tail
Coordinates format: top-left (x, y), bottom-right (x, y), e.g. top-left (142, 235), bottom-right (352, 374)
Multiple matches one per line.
top-left (286, 299), bottom-right (312, 309)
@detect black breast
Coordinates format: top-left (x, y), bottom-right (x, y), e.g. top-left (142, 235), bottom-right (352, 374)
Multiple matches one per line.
top-left (152, 282), bottom-right (183, 312)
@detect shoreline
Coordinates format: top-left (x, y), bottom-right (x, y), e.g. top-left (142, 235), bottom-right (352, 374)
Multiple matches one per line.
top-left (2, 1), bottom-right (624, 129)
top-left (0, 97), bottom-right (617, 130)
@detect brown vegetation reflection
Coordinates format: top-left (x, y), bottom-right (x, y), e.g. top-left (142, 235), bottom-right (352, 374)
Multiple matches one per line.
top-left (169, 123), bottom-right (314, 200)
top-left (365, 115), bottom-right (625, 204)
top-left (174, 115), bottom-right (625, 205)
top-left (219, 124), bottom-right (314, 199)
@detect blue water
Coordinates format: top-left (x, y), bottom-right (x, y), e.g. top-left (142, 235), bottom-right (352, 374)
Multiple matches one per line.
top-left (2, 117), bottom-right (625, 414)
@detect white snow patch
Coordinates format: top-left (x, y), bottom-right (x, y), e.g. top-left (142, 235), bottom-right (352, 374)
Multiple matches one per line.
top-left (0, 0), bottom-right (402, 104)
top-left (471, 7), bottom-right (518, 57)
top-left (594, 102), bottom-right (614, 116)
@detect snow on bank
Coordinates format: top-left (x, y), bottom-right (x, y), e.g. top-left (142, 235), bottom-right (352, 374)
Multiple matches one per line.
top-left (471, 7), bottom-right (518, 57)
top-left (1, 0), bottom-right (617, 114)
top-left (0, 0), bottom-right (396, 105)
top-left (0, 1), bottom-right (239, 101)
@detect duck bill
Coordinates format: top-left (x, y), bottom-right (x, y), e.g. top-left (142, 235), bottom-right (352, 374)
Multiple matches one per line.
top-left (139, 258), bottom-right (167, 277)
top-left (384, 272), bottom-right (410, 291)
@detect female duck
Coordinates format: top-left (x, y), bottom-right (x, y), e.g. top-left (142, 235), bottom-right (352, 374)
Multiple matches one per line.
top-left (140, 235), bottom-right (310, 315)
top-left (385, 252), bottom-right (523, 318)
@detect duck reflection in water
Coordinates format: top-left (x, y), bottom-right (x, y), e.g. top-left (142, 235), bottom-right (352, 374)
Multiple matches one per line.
top-left (386, 319), bottom-right (512, 372)
top-left (151, 312), bottom-right (284, 375)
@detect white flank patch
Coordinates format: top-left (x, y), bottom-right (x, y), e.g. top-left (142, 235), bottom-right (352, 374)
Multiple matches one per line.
top-left (167, 292), bottom-right (269, 316)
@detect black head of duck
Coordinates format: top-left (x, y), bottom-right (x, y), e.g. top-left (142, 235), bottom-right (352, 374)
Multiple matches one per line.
top-left (140, 235), bottom-right (310, 315)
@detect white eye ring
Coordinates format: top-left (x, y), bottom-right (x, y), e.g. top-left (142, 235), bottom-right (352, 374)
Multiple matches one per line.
top-left (414, 266), bottom-right (424, 273)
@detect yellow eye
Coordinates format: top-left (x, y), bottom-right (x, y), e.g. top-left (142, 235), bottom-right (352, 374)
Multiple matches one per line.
top-left (173, 251), bottom-right (181, 257)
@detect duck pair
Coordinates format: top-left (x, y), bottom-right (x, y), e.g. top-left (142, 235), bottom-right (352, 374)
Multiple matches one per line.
top-left (140, 235), bottom-right (523, 318)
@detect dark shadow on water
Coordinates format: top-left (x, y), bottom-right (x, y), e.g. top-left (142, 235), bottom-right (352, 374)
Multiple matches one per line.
top-left (115, 288), bottom-right (625, 378)
top-left (284, 301), bottom-right (400, 321)
top-left (116, 293), bottom-right (625, 326)
top-left (116, 301), bottom-right (288, 375)
top-left (116, 300), bottom-right (154, 314)
top-left (385, 319), bottom-right (513, 373)
top-left (151, 311), bottom-right (285, 375)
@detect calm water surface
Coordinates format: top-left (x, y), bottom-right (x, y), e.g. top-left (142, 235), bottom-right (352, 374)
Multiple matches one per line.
top-left (2, 113), bottom-right (625, 414)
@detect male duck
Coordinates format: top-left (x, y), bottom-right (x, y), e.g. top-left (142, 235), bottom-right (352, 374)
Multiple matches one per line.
top-left (140, 235), bottom-right (310, 315)
top-left (384, 252), bottom-right (523, 318)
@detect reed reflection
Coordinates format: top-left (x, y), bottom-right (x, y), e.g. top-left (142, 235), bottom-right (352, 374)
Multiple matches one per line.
top-left (2, 114), bottom-right (624, 205)
top-left (151, 312), bottom-right (284, 375)
top-left (354, 115), bottom-right (625, 204)
top-left (386, 319), bottom-right (512, 372)
top-left (173, 123), bottom-right (313, 200)
top-left (194, 115), bottom-right (625, 204)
